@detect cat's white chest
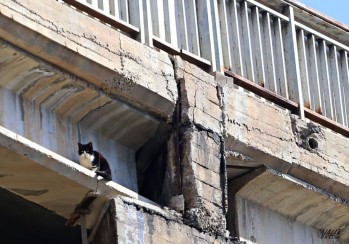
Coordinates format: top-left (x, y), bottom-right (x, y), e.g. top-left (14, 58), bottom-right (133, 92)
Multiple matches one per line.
top-left (79, 154), bottom-right (95, 170)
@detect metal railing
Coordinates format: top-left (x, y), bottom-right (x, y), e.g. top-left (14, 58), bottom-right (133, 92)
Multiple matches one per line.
top-left (64, 0), bottom-right (349, 134)
top-left (295, 22), bottom-right (349, 127)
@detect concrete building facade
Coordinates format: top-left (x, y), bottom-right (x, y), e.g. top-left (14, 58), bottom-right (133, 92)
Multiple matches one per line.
top-left (0, 0), bottom-right (348, 243)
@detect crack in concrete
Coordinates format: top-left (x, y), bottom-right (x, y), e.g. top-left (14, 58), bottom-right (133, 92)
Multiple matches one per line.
top-left (230, 118), bottom-right (294, 143)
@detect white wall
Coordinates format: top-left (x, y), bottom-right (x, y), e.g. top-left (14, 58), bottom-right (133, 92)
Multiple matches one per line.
top-left (236, 196), bottom-right (344, 244)
top-left (0, 86), bottom-right (138, 191)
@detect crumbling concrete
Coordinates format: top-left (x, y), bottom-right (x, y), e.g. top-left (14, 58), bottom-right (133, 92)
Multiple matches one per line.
top-left (90, 197), bottom-right (236, 244)
top-left (220, 76), bottom-right (349, 201)
top-left (1, 0), bottom-right (349, 243)
top-left (0, 0), bottom-right (178, 120)
top-left (172, 56), bottom-right (228, 236)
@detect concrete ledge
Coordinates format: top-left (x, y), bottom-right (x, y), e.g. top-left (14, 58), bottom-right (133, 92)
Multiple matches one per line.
top-left (90, 197), bottom-right (233, 244)
top-left (0, 125), bottom-right (151, 229)
top-left (222, 83), bottom-right (349, 201)
top-left (0, 0), bottom-right (177, 120)
top-left (230, 168), bottom-right (349, 241)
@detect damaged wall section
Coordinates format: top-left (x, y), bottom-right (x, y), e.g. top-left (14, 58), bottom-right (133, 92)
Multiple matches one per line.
top-left (172, 56), bottom-right (228, 236)
top-left (90, 197), bottom-right (235, 244)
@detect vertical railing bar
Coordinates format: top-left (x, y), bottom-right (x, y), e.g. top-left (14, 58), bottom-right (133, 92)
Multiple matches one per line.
top-left (218, 0), bottom-right (232, 72)
top-left (275, 17), bottom-right (288, 98)
top-left (251, 6), bottom-right (265, 87)
top-left (340, 51), bottom-right (349, 127)
top-left (157, 0), bottom-right (165, 39)
top-left (120, 0), bottom-right (129, 22)
top-left (102, 0), bottom-right (110, 14)
top-left (91, 0), bottom-right (99, 9)
top-left (262, 11), bottom-right (276, 92)
top-left (187, 0), bottom-right (200, 56)
top-left (170, 0), bottom-right (178, 47)
top-left (227, 0), bottom-right (243, 75)
top-left (176, 0), bottom-right (188, 50)
top-left (151, 0), bottom-right (165, 38)
top-left (295, 21), bottom-right (349, 53)
top-left (197, 0), bottom-right (216, 70)
top-left (284, 6), bottom-right (304, 119)
top-left (143, 0), bottom-right (153, 45)
top-left (211, 0), bottom-right (224, 72)
top-left (318, 40), bottom-right (334, 119)
top-left (308, 34), bottom-right (322, 114)
top-left (329, 45), bottom-right (345, 124)
top-left (297, 29), bottom-right (311, 109)
top-left (241, 1), bottom-right (255, 81)
top-left (113, 0), bottom-right (120, 18)
top-left (128, 0), bottom-right (144, 43)
top-left (108, 0), bottom-right (115, 16)
top-left (129, 0), bottom-right (145, 43)
top-left (126, 0), bottom-right (130, 22)
top-left (98, 0), bottom-right (103, 10)
top-left (163, 0), bottom-right (169, 43)
top-left (163, 0), bottom-right (178, 46)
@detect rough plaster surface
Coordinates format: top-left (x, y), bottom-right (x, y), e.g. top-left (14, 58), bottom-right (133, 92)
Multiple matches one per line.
top-left (0, 0), bottom-right (348, 242)
top-left (236, 197), bottom-right (347, 244)
top-left (91, 197), bottom-right (236, 244)
top-left (0, 0), bottom-right (177, 119)
top-left (221, 80), bottom-right (349, 201)
top-left (173, 57), bottom-right (227, 236)
top-left (230, 169), bottom-right (349, 241)
top-left (0, 125), bottom-right (152, 229)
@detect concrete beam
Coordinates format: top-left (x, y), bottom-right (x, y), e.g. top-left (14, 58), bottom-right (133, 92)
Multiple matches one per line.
top-left (90, 196), bottom-right (232, 244)
top-left (0, 125), bottom-right (152, 229)
top-left (229, 168), bottom-right (349, 241)
top-left (221, 79), bottom-right (349, 201)
top-left (0, 0), bottom-right (177, 120)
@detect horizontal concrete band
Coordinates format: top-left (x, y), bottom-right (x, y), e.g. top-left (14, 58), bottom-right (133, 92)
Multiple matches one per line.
top-left (0, 125), bottom-right (151, 229)
top-left (0, 0), bottom-right (177, 120)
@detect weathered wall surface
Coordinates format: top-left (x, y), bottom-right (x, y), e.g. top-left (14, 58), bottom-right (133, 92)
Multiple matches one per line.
top-left (91, 197), bottom-right (233, 244)
top-left (1, 0), bottom-right (349, 243)
top-left (0, 84), bottom-right (137, 190)
top-left (0, 0), bottom-right (177, 120)
top-left (0, 0), bottom-right (179, 192)
top-left (236, 197), bottom-right (346, 244)
top-left (172, 57), bottom-right (227, 235)
top-left (220, 77), bottom-right (349, 201)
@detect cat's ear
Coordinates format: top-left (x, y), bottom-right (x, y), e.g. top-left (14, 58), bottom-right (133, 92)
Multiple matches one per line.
top-left (78, 142), bottom-right (82, 149)
top-left (87, 142), bottom-right (93, 148)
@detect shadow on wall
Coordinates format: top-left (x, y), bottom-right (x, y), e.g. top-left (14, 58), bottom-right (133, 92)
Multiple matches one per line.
top-left (0, 187), bottom-right (81, 244)
top-left (0, 68), bottom-right (164, 192)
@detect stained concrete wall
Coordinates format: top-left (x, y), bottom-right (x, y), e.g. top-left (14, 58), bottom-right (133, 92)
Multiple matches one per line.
top-left (1, 0), bottom-right (349, 243)
top-left (219, 75), bottom-right (349, 201)
top-left (90, 197), bottom-right (233, 244)
top-left (236, 197), bottom-right (345, 244)
top-left (0, 75), bottom-right (138, 191)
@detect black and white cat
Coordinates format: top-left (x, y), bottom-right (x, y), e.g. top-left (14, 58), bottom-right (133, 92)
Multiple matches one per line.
top-left (78, 142), bottom-right (112, 181)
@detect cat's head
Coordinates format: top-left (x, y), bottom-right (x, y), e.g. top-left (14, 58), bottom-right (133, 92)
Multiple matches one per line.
top-left (78, 142), bottom-right (93, 155)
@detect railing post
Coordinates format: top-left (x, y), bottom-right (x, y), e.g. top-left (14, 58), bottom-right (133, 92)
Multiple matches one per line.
top-left (141, 0), bottom-right (153, 45)
top-left (210, 0), bottom-right (224, 72)
top-left (129, 0), bottom-right (146, 43)
top-left (284, 6), bottom-right (305, 119)
top-left (196, 0), bottom-right (223, 72)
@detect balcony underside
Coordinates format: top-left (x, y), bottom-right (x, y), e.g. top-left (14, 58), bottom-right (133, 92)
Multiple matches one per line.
top-left (229, 168), bottom-right (349, 241)
top-left (0, 40), bottom-right (158, 230)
